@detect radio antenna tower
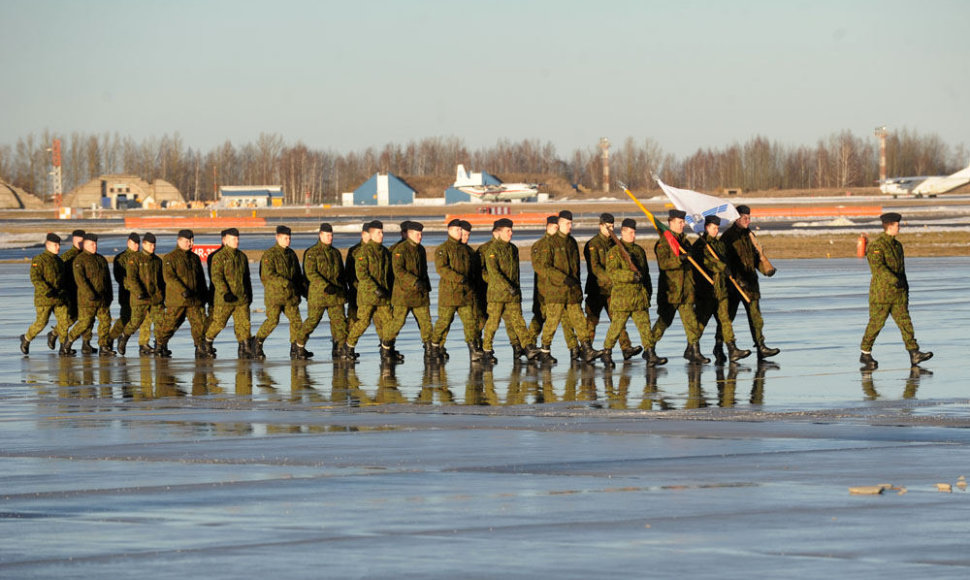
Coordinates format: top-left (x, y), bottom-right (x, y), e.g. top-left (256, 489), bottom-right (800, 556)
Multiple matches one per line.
top-left (47, 139), bottom-right (63, 207)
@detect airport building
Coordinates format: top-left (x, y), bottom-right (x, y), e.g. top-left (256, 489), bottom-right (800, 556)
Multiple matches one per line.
top-left (344, 173), bottom-right (416, 206)
top-left (64, 175), bottom-right (185, 209)
top-left (218, 186), bottom-right (285, 208)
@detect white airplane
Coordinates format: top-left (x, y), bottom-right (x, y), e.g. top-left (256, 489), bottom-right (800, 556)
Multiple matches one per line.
top-left (879, 162), bottom-right (970, 196)
top-left (453, 164), bottom-right (539, 201)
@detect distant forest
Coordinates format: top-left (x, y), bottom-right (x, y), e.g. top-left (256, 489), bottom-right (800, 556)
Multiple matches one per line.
top-left (1, 129), bottom-right (966, 204)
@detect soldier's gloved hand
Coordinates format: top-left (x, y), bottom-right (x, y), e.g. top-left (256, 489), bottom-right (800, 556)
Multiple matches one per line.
top-left (137, 292), bottom-right (149, 301)
top-left (895, 279), bottom-right (908, 289)
top-left (456, 276), bottom-right (467, 286)
top-left (322, 284), bottom-right (336, 295)
top-left (631, 272), bottom-right (642, 284)
top-left (224, 292), bottom-right (238, 303)
top-left (46, 289), bottom-right (59, 298)
top-left (91, 292), bottom-right (101, 301)
top-left (564, 277), bottom-right (580, 288)
top-left (415, 280), bottom-right (430, 293)
top-left (181, 290), bottom-right (193, 299)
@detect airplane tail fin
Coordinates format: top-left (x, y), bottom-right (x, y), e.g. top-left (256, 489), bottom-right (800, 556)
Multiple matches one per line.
top-left (455, 164), bottom-right (473, 186)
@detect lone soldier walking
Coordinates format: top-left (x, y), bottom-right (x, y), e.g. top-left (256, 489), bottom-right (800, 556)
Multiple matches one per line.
top-left (254, 225), bottom-right (308, 360)
top-left (20, 233), bottom-right (69, 355)
top-left (430, 219), bottom-right (485, 362)
top-left (116, 233), bottom-right (164, 356)
top-left (584, 213), bottom-right (642, 361)
top-left (859, 212), bottom-right (933, 370)
top-left (108, 232), bottom-right (140, 345)
top-left (156, 229), bottom-right (208, 358)
top-left (345, 220), bottom-right (397, 362)
top-left (301, 222), bottom-right (349, 360)
top-left (386, 221), bottom-right (435, 361)
top-left (203, 228), bottom-right (254, 359)
top-left (721, 205), bottom-right (780, 359)
top-left (65, 233), bottom-right (113, 356)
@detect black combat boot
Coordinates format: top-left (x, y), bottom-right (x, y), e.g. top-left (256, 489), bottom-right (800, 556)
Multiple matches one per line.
top-left (511, 344), bottom-right (526, 360)
top-left (482, 350), bottom-right (497, 365)
top-left (251, 337), bottom-right (266, 360)
top-left (859, 351), bottom-right (878, 370)
top-left (688, 343), bottom-right (710, 364)
top-left (683, 344), bottom-right (691, 360)
top-left (139, 343), bottom-right (155, 356)
top-left (439, 345), bottom-right (449, 360)
top-left (19, 334), bottom-right (29, 355)
top-left (116, 333), bottom-right (131, 356)
top-left (601, 349), bottom-right (616, 369)
top-left (908, 349), bottom-right (933, 367)
top-left (523, 344), bottom-right (541, 361)
top-left (203, 338), bottom-right (217, 359)
top-left (344, 345), bottom-right (359, 363)
top-left (291, 343), bottom-right (311, 360)
top-left (757, 339), bottom-right (780, 359)
top-left (621, 345), bottom-right (643, 361)
top-left (423, 342), bottom-right (435, 361)
top-left (238, 339), bottom-right (252, 359)
top-left (642, 347), bottom-right (668, 367)
top-left (155, 340), bottom-right (172, 358)
top-left (426, 343), bottom-right (442, 363)
top-left (726, 341), bottom-right (751, 362)
top-left (332, 341), bottom-right (340, 359)
top-left (47, 330), bottom-right (57, 350)
top-left (388, 340), bottom-right (404, 363)
top-left (468, 341), bottom-right (485, 363)
top-left (569, 346), bottom-right (582, 361)
top-left (713, 340), bottom-right (727, 365)
top-left (59, 339), bottom-right (75, 357)
top-left (537, 348), bottom-right (557, 365)
top-left (99, 344), bottom-right (115, 357)
top-left (81, 339), bottom-right (97, 355)
top-left (580, 341), bottom-right (605, 364)
top-left (380, 342), bottom-right (396, 363)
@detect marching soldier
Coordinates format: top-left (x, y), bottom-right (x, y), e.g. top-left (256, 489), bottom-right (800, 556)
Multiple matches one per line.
top-left (20, 233), bottom-right (69, 355)
top-left (65, 233), bottom-right (113, 356)
top-left (480, 218), bottom-right (540, 362)
top-left (859, 212), bottom-right (933, 370)
top-left (721, 205), bottom-right (780, 359)
top-left (156, 230), bottom-right (208, 358)
top-left (429, 219), bottom-right (485, 362)
top-left (650, 209), bottom-right (707, 363)
top-left (343, 223), bottom-right (370, 327)
top-left (108, 232), bottom-right (140, 345)
top-left (344, 220), bottom-right (397, 362)
top-left (600, 219), bottom-right (666, 367)
top-left (254, 225), bottom-right (308, 360)
top-left (301, 222), bottom-right (349, 360)
top-left (584, 213), bottom-right (642, 361)
top-left (691, 215), bottom-right (751, 364)
top-left (116, 233), bottom-right (164, 356)
top-left (386, 221), bottom-right (435, 361)
top-left (54, 229), bottom-right (97, 353)
top-left (203, 228), bottom-right (254, 359)
top-left (528, 216), bottom-right (558, 341)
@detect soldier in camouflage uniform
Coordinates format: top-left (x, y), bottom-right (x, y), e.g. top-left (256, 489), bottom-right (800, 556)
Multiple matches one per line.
top-left (65, 233), bottom-right (114, 356)
top-left (528, 216), bottom-right (558, 340)
top-left (345, 220), bottom-right (397, 362)
top-left (721, 205), bottom-right (780, 359)
top-left (54, 229), bottom-right (96, 353)
top-left (584, 213), bottom-right (641, 361)
top-left (650, 210), bottom-right (708, 364)
top-left (156, 229), bottom-right (208, 358)
top-left (108, 233), bottom-right (140, 344)
top-left (691, 215), bottom-right (751, 364)
top-left (859, 212), bottom-right (933, 370)
top-left (300, 223), bottom-right (349, 360)
top-left (387, 221), bottom-right (435, 361)
top-left (254, 225), bottom-right (308, 360)
top-left (20, 233), bottom-right (69, 355)
top-left (480, 218), bottom-right (540, 363)
top-left (203, 228), bottom-right (254, 359)
top-left (116, 233), bottom-right (164, 356)
top-left (430, 219), bottom-right (485, 362)
top-left (343, 224), bottom-right (370, 327)
top-left (599, 219), bottom-right (666, 368)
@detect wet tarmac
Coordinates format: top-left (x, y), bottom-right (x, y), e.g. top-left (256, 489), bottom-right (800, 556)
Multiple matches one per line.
top-left (2, 258), bottom-right (969, 577)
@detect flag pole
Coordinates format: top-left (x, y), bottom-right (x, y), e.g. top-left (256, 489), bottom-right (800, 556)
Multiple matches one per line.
top-left (701, 240), bottom-right (752, 303)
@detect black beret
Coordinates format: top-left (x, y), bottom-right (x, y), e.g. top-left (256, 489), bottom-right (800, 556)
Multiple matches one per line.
top-left (177, 229), bottom-right (194, 239)
top-left (621, 218), bottom-right (637, 230)
top-left (408, 221), bottom-right (424, 232)
top-left (46, 233), bottom-right (61, 244)
top-left (447, 218), bottom-right (462, 228)
top-left (704, 215), bottom-right (721, 227)
top-left (369, 220), bottom-right (383, 230)
top-left (558, 210), bottom-right (573, 220)
top-left (459, 220), bottom-right (472, 232)
top-left (318, 223), bottom-right (333, 233)
top-left (493, 218), bottom-right (514, 230)
top-left (880, 212), bottom-right (902, 224)
top-left (399, 221), bottom-right (411, 232)
top-left (276, 225), bottom-right (291, 236)
top-left (736, 205), bottom-right (751, 215)
top-left (546, 215), bottom-right (559, 225)
top-left (142, 233), bottom-right (156, 244)
top-left (599, 213), bottom-right (615, 224)
top-left (223, 228), bottom-right (239, 237)
top-left (668, 209), bottom-right (687, 220)
top-left (128, 232), bottom-right (140, 244)
top-left (71, 229), bottom-right (85, 238)
top-left (83, 233), bottom-right (98, 242)
top-left (361, 222), bottom-right (370, 232)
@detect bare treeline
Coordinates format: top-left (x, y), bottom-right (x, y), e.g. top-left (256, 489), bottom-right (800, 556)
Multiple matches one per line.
top-left (1, 129), bottom-right (966, 202)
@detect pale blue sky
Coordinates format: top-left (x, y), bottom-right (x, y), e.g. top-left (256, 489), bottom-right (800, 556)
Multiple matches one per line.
top-left (2, 0), bottom-right (967, 157)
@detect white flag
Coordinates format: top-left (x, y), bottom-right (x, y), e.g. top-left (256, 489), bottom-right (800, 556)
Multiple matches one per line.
top-left (655, 177), bottom-right (740, 233)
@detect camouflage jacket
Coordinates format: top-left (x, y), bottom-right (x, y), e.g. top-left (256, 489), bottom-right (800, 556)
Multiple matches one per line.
top-left (867, 233), bottom-right (908, 304)
top-left (584, 232), bottom-right (614, 297)
top-left (434, 236), bottom-right (476, 308)
top-left (354, 240), bottom-right (392, 307)
top-left (61, 245), bottom-right (81, 303)
top-left (530, 233), bottom-right (552, 307)
top-left (343, 242), bottom-right (363, 300)
top-left (260, 244), bottom-right (304, 307)
top-left (655, 232), bottom-right (695, 306)
top-left (607, 241), bottom-right (652, 311)
top-left (114, 248), bottom-right (136, 300)
top-left (534, 232), bottom-right (583, 304)
top-left (304, 241), bottom-right (346, 307)
top-left (483, 239), bottom-right (522, 303)
top-left (163, 247), bottom-right (206, 308)
top-left (74, 251), bottom-right (112, 308)
top-left (721, 223), bottom-right (761, 299)
top-left (30, 249), bottom-right (66, 307)
top-left (691, 233), bottom-right (729, 301)
top-left (391, 238), bottom-right (430, 308)
top-left (211, 246), bottom-right (253, 306)
top-left (126, 250), bottom-right (165, 306)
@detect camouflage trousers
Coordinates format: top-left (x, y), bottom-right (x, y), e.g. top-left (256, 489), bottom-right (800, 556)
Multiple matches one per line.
top-left (652, 301), bottom-right (702, 345)
top-left (206, 303), bottom-right (252, 342)
top-left (123, 303), bottom-right (163, 345)
top-left (346, 304), bottom-right (393, 346)
top-left (302, 302), bottom-right (348, 345)
top-left (603, 308), bottom-right (655, 350)
top-left (256, 303), bottom-right (303, 343)
top-left (109, 292), bottom-right (132, 343)
top-left (541, 302), bottom-right (590, 347)
top-left (387, 304), bottom-right (433, 343)
top-left (861, 298), bottom-right (918, 352)
top-left (157, 305), bottom-right (207, 345)
top-left (727, 293), bottom-right (765, 346)
top-left (697, 295), bottom-right (736, 344)
top-left (586, 294), bottom-right (632, 350)
top-left (25, 304), bottom-right (70, 343)
top-left (432, 304), bottom-right (480, 345)
top-left (68, 305), bottom-right (112, 346)
top-left (66, 300), bottom-right (93, 342)
top-left (483, 301), bottom-right (534, 351)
